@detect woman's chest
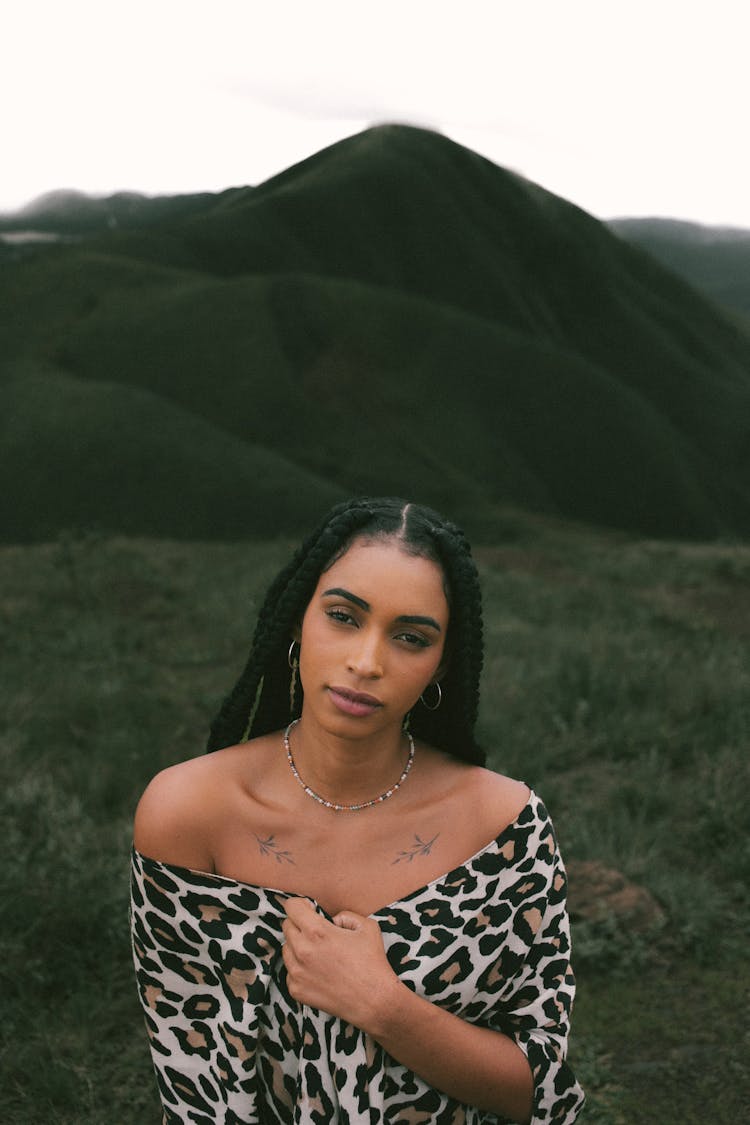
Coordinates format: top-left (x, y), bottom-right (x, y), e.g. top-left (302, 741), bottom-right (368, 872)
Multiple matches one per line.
top-left (212, 810), bottom-right (483, 916)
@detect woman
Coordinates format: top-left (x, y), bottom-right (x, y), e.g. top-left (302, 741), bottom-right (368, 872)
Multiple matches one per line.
top-left (131, 497), bottom-right (584, 1124)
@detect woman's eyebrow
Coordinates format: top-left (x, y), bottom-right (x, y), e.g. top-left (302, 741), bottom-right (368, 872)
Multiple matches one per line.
top-left (322, 587), bottom-right (370, 611)
top-left (396, 614), bottom-right (442, 633)
top-left (322, 588), bottom-right (442, 632)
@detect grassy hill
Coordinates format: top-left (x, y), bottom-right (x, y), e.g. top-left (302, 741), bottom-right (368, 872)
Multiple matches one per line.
top-left (0, 364), bottom-right (344, 540)
top-left (610, 217), bottom-right (750, 320)
top-left (2, 125), bottom-right (750, 541)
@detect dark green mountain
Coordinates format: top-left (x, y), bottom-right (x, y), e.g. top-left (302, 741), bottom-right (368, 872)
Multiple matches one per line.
top-left (610, 217), bottom-right (750, 320)
top-left (2, 124), bottom-right (750, 542)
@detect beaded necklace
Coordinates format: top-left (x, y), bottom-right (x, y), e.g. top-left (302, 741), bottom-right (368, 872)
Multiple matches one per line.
top-left (283, 719), bottom-right (415, 812)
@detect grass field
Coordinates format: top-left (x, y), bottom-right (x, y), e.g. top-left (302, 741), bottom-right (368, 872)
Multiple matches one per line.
top-left (2, 515), bottom-right (748, 1122)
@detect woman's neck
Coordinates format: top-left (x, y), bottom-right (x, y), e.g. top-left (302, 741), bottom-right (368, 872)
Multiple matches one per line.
top-left (285, 714), bottom-right (412, 807)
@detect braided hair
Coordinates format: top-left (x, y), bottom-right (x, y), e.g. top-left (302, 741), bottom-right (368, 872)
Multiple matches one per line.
top-left (206, 497), bottom-right (485, 765)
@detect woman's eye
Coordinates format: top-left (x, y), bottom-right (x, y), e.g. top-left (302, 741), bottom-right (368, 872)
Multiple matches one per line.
top-left (396, 631), bottom-right (430, 648)
top-left (326, 608), bottom-right (357, 625)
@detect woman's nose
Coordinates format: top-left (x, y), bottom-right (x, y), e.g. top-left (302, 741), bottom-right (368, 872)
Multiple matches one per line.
top-left (346, 632), bottom-right (384, 677)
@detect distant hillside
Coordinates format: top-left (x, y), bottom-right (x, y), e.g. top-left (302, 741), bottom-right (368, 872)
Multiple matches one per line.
top-left (610, 217), bottom-right (750, 319)
top-left (0, 187), bottom-right (222, 235)
top-left (2, 125), bottom-right (750, 542)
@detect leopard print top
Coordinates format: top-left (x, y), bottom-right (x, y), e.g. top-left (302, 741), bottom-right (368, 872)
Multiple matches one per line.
top-left (130, 790), bottom-right (584, 1123)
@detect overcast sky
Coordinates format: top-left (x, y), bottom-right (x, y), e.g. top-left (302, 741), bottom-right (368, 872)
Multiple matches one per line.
top-left (3, 0), bottom-right (749, 227)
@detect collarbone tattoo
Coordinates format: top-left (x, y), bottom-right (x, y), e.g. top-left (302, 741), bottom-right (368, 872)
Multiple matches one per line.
top-left (252, 831), bottom-right (440, 868)
top-left (254, 833), bottom-right (295, 865)
top-left (392, 833), bottom-right (440, 865)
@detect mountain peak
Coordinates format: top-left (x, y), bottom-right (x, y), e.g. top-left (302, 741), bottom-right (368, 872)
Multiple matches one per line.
top-left (2, 126), bottom-right (750, 542)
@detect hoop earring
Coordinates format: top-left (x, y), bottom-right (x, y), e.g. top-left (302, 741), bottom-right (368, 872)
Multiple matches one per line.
top-left (420, 682), bottom-right (442, 711)
top-left (288, 641), bottom-right (299, 715)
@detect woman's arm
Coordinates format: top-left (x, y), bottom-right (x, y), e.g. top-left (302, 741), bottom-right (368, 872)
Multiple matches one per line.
top-left (370, 966), bottom-right (533, 1122)
top-left (282, 899), bottom-right (533, 1123)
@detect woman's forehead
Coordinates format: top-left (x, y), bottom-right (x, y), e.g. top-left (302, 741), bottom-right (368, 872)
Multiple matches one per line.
top-left (317, 537), bottom-right (449, 608)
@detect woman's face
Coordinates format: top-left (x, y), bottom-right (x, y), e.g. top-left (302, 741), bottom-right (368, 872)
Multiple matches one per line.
top-left (297, 536), bottom-right (449, 738)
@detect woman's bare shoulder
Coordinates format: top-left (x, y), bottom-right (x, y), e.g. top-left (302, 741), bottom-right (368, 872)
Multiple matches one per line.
top-left (133, 753), bottom-right (220, 870)
top-left (473, 765), bottom-right (531, 829)
top-left (468, 761), bottom-right (529, 798)
top-left (133, 733), bottom-right (279, 869)
top-left (419, 747), bottom-right (530, 837)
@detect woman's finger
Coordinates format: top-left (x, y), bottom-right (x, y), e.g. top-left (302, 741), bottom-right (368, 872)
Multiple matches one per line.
top-left (283, 896), bottom-right (317, 925)
top-left (332, 911), bottom-right (365, 931)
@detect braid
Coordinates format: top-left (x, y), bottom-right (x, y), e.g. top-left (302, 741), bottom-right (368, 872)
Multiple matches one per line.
top-left (206, 499), bottom-right (379, 751)
top-left (206, 497), bottom-right (486, 765)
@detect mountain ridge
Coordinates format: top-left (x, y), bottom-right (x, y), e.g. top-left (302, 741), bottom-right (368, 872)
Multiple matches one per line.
top-left (610, 216), bottom-right (750, 319)
top-left (2, 124), bottom-right (750, 542)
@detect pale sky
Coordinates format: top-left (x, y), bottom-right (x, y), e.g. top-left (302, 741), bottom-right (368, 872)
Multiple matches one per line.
top-left (3, 0), bottom-right (749, 227)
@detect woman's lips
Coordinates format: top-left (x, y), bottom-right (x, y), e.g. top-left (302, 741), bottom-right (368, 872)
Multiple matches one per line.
top-left (328, 686), bottom-right (383, 717)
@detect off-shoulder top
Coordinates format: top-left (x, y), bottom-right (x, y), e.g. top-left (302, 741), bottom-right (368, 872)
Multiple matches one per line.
top-left (130, 790), bottom-right (584, 1123)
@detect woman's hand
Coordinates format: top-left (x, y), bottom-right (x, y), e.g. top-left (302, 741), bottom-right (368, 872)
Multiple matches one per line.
top-left (282, 896), bottom-right (534, 1121)
top-left (281, 897), bottom-right (400, 1031)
